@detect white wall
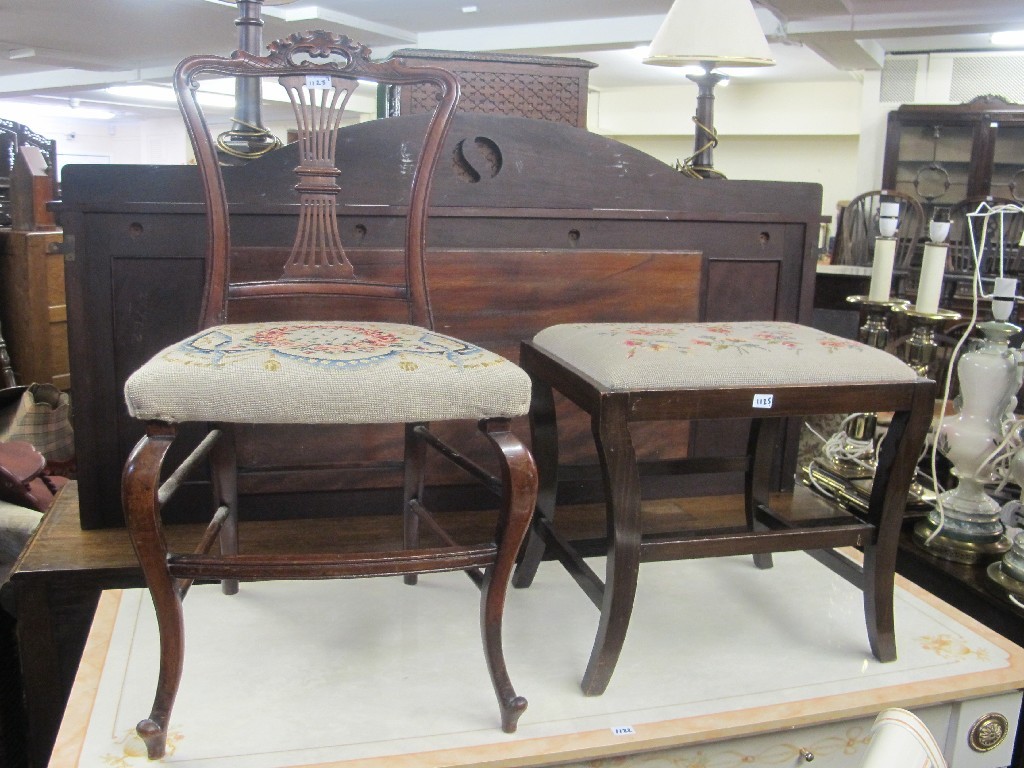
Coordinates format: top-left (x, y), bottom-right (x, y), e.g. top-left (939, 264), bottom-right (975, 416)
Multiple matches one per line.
top-left (11, 49), bottom-right (1021, 215)
top-left (7, 79), bottom-right (873, 222)
top-left (590, 79), bottom-right (865, 218)
top-left (0, 112), bottom-right (190, 178)
top-left (617, 133), bottom-right (860, 221)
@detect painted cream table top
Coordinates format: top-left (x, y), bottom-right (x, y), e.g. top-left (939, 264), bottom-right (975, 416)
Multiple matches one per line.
top-left (49, 549), bottom-right (1024, 767)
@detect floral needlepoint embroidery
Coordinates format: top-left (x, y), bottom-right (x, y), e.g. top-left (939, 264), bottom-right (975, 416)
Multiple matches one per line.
top-left (589, 321), bottom-right (873, 359)
top-left (162, 322), bottom-right (508, 372)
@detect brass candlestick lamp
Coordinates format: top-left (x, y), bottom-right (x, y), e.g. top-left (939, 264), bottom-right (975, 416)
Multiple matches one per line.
top-left (800, 204), bottom-right (909, 508)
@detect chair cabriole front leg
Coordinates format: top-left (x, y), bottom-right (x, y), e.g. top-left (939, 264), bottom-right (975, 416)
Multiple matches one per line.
top-left (122, 421), bottom-right (183, 760)
top-left (479, 418), bottom-right (536, 732)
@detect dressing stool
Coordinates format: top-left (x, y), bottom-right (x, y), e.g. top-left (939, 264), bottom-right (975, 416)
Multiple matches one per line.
top-left (512, 321), bottom-right (934, 695)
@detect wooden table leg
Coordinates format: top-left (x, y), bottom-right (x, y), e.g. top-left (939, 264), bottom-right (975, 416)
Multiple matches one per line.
top-left (13, 580), bottom-right (86, 768)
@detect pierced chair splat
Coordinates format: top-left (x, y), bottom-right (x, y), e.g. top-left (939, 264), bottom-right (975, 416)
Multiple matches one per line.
top-left (121, 31), bottom-right (537, 760)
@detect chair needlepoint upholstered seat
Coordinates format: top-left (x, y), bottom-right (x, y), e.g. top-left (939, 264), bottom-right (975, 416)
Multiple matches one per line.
top-left (513, 320), bottom-right (934, 696)
top-left (121, 31), bottom-right (537, 760)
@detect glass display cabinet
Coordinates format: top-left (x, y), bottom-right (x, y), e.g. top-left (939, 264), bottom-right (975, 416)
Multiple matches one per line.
top-left (882, 96), bottom-right (1024, 219)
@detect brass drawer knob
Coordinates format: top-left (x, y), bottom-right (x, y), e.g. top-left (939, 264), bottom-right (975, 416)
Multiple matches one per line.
top-left (968, 712), bottom-right (1009, 753)
top-left (799, 748), bottom-right (815, 762)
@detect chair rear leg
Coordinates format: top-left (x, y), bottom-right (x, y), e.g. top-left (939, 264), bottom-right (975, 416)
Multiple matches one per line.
top-left (479, 419), bottom-right (536, 732)
top-left (403, 422), bottom-right (428, 586)
top-left (122, 423), bottom-right (184, 760)
top-left (211, 426), bottom-right (239, 595)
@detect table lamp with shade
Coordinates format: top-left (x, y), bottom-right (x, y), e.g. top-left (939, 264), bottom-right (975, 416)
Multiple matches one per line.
top-left (643, 0), bottom-right (774, 179)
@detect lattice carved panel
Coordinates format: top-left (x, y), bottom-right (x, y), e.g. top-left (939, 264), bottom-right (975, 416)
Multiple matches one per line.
top-left (406, 72), bottom-right (584, 126)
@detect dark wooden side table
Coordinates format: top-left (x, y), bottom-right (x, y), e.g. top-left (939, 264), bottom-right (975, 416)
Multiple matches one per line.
top-left (896, 525), bottom-right (1024, 647)
top-left (2, 485), bottom-right (209, 768)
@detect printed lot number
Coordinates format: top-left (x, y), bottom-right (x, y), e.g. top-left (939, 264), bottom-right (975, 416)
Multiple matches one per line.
top-left (306, 74), bottom-right (333, 89)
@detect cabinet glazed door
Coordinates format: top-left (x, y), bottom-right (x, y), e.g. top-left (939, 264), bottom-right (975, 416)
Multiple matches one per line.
top-left (990, 123), bottom-right (1024, 202)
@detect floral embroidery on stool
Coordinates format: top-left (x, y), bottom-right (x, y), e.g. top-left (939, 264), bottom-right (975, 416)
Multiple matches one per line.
top-left (591, 322), bottom-right (863, 359)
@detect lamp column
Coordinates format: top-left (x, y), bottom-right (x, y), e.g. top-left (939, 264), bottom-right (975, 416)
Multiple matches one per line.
top-left (217, 0), bottom-right (288, 163)
top-left (685, 66), bottom-right (727, 179)
top-left (914, 319), bottom-right (1018, 563)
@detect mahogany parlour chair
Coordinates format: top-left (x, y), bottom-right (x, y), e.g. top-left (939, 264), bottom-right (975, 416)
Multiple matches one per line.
top-left (512, 321), bottom-right (934, 696)
top-left (121, 32), bottom-right (537, 760)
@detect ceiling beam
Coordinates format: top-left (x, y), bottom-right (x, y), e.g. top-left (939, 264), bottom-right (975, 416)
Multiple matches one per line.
top-left (260, 5), bottom-right (417, 43)
top-left (413, 15), bottom-right (666, 54)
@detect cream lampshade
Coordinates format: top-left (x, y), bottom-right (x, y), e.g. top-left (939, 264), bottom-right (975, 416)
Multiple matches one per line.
top-left (644, 0), bottom-right (774, 178)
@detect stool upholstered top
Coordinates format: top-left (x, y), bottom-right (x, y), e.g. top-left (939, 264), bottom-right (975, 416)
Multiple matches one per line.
top-left (532, 321), bottom-right (918, 392)
top-left (125, 321), bottom-right (532, 425)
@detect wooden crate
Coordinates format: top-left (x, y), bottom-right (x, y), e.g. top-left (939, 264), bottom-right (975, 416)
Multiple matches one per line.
top-left (0, 229), bottom-right (69, 389)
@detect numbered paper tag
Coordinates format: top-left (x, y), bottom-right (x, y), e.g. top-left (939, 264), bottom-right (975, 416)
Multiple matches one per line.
top-left (752, 394), bottom-right (774, 409)
top-left (305, 74), bottom-right (332, 90)
top-left (611, 725), bottom-right (636, 736)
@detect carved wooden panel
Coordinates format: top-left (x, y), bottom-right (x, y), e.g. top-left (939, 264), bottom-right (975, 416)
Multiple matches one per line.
top-left (388, 49), bottom-right (594, 127)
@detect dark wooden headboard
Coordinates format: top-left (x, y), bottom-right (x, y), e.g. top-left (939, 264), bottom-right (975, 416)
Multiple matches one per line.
top-left (59, 113), bottom-right (822, 528)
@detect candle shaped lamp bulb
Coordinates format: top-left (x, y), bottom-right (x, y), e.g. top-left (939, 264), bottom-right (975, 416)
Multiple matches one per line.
top-left (879, 201), bottom-right (901, 219)
top-left (993, 276), bottom-right (1018, 322)
top-left (929, 220), bottom-right (951, 244)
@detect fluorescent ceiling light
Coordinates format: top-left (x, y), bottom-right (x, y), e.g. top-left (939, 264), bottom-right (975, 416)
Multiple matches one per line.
top-left (992, 30), bottom-right (1024, 46)
top-left (107, 79), bottom-right (374, 112)
top-left (105, 84), bottom-right (236, 109)
top-left (199, 77), bottom-right (376, 102)
top-left (0, 100), bottom-right (116, 121)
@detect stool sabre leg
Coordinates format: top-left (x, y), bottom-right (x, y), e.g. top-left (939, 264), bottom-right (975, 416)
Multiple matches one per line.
top-left (746, 417), bottom-right (781, 571)
top-left (513, 375), bottom-right (558, 588)
top-left (582, 396), bottom-right (642, 696)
